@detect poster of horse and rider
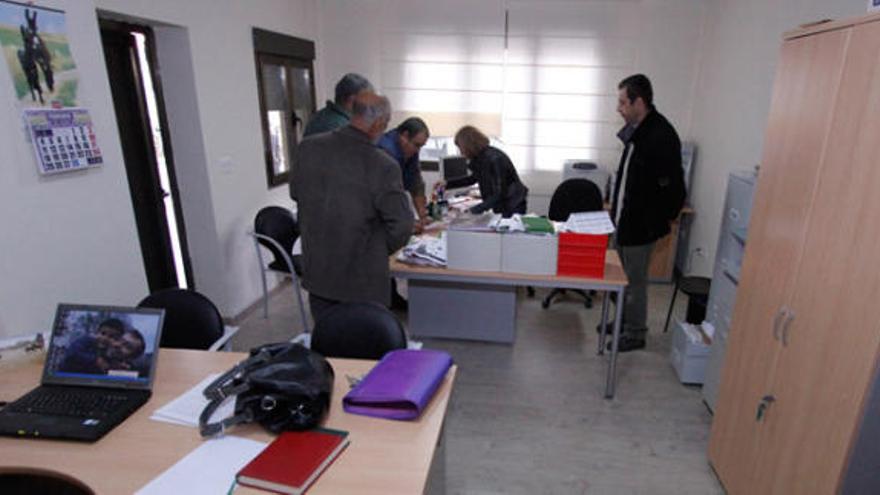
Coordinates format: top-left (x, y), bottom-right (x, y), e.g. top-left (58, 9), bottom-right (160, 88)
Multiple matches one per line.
top-left (0, 0), bottom-right (78, 108)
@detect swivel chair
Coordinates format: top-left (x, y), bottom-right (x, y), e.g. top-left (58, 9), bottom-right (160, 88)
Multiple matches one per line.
top-left (0, 468), bottom-right (93, 495)
top-left (310, 302), bottom-right (407, 360)
top-left (249, 206), bottom-right (310, 336)
top-left (137, 288), bottom-right (236, 351)
top-left (542, 178), bottom-right (605, 309)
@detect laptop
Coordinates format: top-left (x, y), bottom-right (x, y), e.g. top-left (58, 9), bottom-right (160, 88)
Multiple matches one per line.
top-left (0, 303), bottom-right (165, 442)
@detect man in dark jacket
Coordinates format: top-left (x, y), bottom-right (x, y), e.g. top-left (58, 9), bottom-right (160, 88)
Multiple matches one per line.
top-left (291, 92), bottom-right (414, 322)
top-left (302, 73), bottom-right (373, 138)
top-left (608, 74), bottom-right (686, 352)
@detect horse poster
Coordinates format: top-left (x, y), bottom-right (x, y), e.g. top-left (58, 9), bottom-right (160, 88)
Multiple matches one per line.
top-left (0, 1), bottom-right (78, 108)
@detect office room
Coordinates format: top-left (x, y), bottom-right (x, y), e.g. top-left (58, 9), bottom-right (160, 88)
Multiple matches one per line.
top-left (1, 0), bottom-right (878, 493)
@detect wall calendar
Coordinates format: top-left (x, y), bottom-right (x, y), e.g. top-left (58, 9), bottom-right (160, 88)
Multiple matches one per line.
top-left (24, 108), bottom-right (103, 175)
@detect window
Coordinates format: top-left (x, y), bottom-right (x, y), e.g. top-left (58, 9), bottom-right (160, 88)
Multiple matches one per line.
top-left (253, 28), bottom-right (316, 188)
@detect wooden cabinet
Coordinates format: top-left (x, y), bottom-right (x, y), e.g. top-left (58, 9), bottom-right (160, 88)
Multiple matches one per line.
top-left (708, 14), bottom-right (880, 494)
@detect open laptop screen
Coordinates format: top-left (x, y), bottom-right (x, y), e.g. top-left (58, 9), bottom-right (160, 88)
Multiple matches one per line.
top-left (42, 304), bottom-right (165, 390)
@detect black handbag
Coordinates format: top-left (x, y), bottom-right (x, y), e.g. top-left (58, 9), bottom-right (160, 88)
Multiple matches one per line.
top-left (199, 342), bottom-right (334, 437)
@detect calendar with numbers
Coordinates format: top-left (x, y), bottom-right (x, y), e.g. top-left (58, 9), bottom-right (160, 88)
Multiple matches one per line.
top-left (24, 108), bottom-right (103, 175)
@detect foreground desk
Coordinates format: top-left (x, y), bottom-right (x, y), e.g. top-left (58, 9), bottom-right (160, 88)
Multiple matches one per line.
top-left (391, 250), bottom-right (628, 398)
top-left (0, 349), bottom-right (456, 494)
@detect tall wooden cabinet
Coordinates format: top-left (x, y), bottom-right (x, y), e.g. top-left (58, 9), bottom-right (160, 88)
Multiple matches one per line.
top-left (708, 13), bottom-right (880, 494)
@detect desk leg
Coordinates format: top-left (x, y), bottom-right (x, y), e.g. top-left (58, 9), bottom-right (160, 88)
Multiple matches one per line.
top-left (597, 291), bottom-right (610, 355)
top-left (604, 287), bottom-right (625, 399)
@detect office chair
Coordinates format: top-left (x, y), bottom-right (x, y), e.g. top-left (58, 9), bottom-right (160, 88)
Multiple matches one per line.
top-left (310, 302), bottom-right (407, 360)
top-left (249, 206), bottom-right (310, 336)
top-left (137, 288), bottom-right (236, 351)
top-left (662, 266), bottom-right (711, 333)
top-left (0, 469), bottom-right (93, 495)
top-left (542, 178), bottom-right (605, 310)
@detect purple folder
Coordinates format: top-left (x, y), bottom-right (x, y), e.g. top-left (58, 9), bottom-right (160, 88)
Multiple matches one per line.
top-left (343, 349), bottom-right (453, 420)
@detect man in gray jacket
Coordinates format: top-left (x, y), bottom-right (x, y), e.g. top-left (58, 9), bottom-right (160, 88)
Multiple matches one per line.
top-left (291, 92), bottom-right (414, 321)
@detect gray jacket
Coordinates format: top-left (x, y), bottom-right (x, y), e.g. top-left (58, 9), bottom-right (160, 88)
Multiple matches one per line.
top-left (291, 126), bottom-right (414, 306)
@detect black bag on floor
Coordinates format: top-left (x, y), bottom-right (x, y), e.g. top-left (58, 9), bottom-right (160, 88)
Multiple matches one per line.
top-left (199, 342), bottom-right (334, 437)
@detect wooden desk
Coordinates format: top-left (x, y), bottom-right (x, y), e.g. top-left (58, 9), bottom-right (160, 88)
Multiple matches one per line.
top-left (391, 250), bottom-right (628, 398)
top-left (0, 349), bottom-right (456, 494)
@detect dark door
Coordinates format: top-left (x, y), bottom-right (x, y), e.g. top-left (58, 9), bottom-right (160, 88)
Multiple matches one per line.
top-left (99, 20), bottom-right (192, 292)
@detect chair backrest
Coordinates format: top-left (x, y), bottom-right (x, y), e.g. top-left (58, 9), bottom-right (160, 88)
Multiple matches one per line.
top-left (0, 469), bottom-right (93, 495)
top-left (547, 178), bottom-right (605, 222)
top-left (254, 206), bottom-right (298, 270)
top-left (310, 302), bottom-right (407, 360)
top-left (137, 288), bottom-right (224, 350)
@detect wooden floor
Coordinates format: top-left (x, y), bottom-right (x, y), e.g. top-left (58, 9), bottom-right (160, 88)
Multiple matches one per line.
top-left (231, 282), bottom-right (724, 495)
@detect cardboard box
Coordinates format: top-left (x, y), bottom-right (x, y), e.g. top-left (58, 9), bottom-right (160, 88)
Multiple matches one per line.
top-left (670, 320), bottom-right (711, 384)
top-left (501, 233), bottom-right (558, 275)
top-left (446, 230), bottom-right (502, 272)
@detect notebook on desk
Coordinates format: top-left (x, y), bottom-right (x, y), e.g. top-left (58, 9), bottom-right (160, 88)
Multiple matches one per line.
top-left (0, 303), bottom-right (164, 442)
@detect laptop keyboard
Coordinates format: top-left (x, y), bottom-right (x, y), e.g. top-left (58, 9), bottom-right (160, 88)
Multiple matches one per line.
top-left (9, 389), bottom-right (132, 418)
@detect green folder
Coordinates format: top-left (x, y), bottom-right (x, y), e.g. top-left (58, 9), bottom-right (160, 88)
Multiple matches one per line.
top-left (522, 216), bottom-right (554, 234)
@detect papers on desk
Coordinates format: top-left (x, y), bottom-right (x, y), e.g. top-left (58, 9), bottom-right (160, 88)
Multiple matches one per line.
top-left (397, 233), bottom-right (447, 267)
top-left (561, 211), bottom-right (616, 234)
top-left (135, 435), bottom-right (267, 495)
top-left (150, 373), bottom-right (235, 428)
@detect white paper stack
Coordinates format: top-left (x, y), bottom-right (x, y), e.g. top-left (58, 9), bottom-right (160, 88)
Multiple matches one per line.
top-left (397, 233), bottom-right (448, 267)
top-left (561, 211), bottom-right (616, 234)
top-left (150, 373), bottom-right (235, 428)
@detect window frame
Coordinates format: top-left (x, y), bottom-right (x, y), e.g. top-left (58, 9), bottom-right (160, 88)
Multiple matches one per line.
top-left (253, 28), bottom-right (316, 188)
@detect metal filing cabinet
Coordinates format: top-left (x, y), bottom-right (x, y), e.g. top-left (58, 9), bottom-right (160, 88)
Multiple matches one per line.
top-left (702, 170), bottom-right (756, 412)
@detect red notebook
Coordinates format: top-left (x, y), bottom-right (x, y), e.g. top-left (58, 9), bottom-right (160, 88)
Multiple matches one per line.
top-left (236, 428), bottom-right (350, 494)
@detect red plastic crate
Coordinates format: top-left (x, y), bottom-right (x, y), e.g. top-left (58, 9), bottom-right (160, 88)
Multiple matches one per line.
top-left (557, 233), bottom-right (609, 278)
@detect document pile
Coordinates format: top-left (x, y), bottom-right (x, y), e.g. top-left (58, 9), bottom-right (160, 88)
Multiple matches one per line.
top-left (150, 373), bottom-right (234, 427)
top-left (397, 233), bottom-right (447, 267)
top-left (448, 212), bottom-right (496, 231)
top-left (560, 211), bottom-right (616, 234)
top-left (490, 214), bottom-right (525, 232)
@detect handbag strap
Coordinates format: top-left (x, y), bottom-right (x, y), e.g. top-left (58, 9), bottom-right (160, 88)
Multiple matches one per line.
top-left (198, 347), bottom-right (277, 437)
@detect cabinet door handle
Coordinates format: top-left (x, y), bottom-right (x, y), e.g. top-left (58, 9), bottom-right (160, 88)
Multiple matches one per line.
top-left (756, 394), bottom-right (776, 422)
top-left (781, 310), bottom-right (796, 346)
top-left (772, 308), bottom-right (787, 341)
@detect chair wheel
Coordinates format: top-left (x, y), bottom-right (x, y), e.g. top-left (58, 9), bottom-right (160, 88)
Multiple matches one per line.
top-left (526, 287), bottom-right (535, 298)
top-left (584, 299), bottom-right (593, 309)
top-left (541, 299), bottom-right (550, 309)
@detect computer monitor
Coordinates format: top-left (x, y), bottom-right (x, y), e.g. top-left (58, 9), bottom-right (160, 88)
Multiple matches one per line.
top-left (441, 155), bottom-right (469, 181)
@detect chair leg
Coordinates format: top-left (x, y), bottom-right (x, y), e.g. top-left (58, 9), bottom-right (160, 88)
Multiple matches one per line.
top-left (542, 288), bottom-right (562, 309)
top-left (663, 280), bottom-right (680, 333)
top-left (260, 271), bottom-right (270, 319)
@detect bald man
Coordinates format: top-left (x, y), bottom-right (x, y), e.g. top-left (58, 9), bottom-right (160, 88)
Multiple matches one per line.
top-left (291, 93), bottom-right (414, 321)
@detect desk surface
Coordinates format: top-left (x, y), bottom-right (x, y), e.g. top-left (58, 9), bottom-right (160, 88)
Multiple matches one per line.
top-left (391, 249), bottom-right (628, 290)
top-left (0, 349), bottom-right (456, 494)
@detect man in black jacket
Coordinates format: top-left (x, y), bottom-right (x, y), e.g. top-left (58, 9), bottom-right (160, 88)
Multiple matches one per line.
top-left (608, 74), bottom-right (685, 352)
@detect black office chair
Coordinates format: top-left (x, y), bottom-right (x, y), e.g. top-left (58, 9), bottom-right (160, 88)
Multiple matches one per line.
top-left (310, 302), bottom-right (407, 360)
top-left (0, 469), bottom-right (93, 495)
top-left (542, 178), bottom-right (605, 310)
top-left (249, 206), bottom-right (310, 334)
top-left (137, 288), bottom-right (231, 350)
top-left (662, 267), bottom-right (711, 333)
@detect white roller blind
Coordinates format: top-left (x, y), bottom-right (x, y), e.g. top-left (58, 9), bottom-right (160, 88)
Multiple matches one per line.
top-left (376, 0), bottom-right (703, 173)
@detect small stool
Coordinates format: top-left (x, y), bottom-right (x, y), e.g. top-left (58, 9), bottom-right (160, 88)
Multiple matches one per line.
top-left (663, 275), bottom-right (711, 332)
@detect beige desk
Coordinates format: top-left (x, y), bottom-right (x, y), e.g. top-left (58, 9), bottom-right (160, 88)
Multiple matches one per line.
top-left (0, 349), bottom-right (456, 494)
top-left (391, 250), bottom-right (628, 398)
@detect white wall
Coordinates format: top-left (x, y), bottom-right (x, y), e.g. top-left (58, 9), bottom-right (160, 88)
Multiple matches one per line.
top-left (683, 0), bottom-right (866, 275)
top-left (0, 0), bottom-right (318, 339)
top-left (0, 1), bottom-right (147, 339)
top-left (93, 0), bottom-right (318, 317)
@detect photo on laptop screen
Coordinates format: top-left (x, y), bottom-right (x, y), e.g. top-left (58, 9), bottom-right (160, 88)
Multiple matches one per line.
top-left (43, 305), bottom-right (163, 386)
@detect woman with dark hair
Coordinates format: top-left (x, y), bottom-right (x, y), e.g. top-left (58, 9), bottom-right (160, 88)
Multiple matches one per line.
top-left (444, 125), bottom-right (528, 217)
